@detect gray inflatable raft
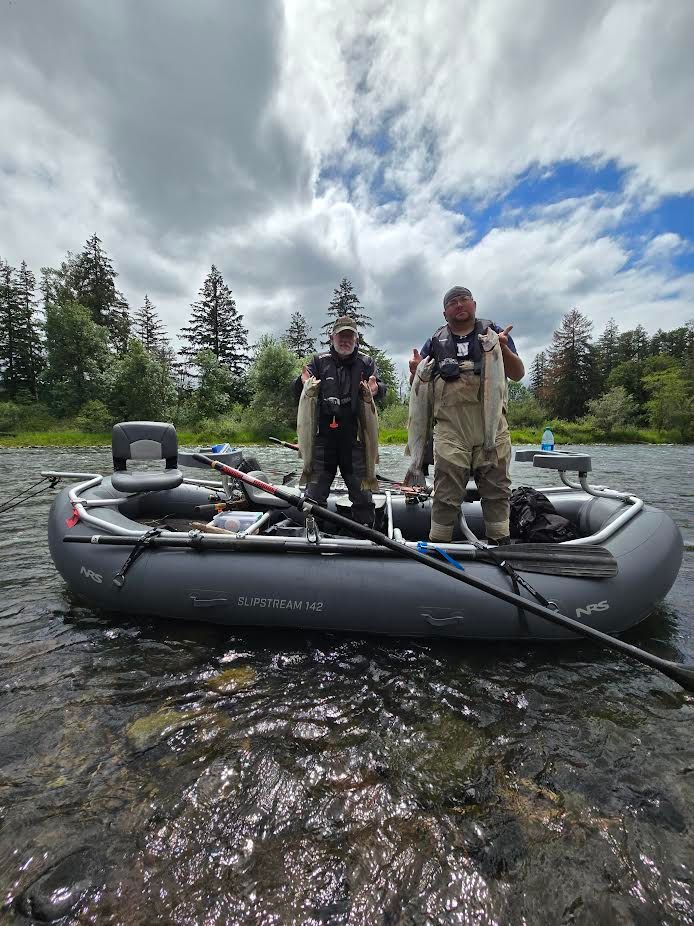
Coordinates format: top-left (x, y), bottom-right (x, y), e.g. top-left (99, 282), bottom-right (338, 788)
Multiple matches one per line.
top-left (46, 423), bottom-right (683, 641)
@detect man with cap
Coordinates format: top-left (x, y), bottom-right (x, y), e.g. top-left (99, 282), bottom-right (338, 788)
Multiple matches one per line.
top-left (408, 286), bottom-right (524, 544)
top-left (294, 316), bottom-right (386, 526)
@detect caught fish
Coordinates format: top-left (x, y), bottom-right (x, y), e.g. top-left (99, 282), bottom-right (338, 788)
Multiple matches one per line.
top-left (297, 376), bottom-right (321, 486)
top-left (479, 327), bottom-right (506, 464)
top-left (358, 381), bottom-right (380, 492)
top-left (403, 356), bottom-right (435, 487)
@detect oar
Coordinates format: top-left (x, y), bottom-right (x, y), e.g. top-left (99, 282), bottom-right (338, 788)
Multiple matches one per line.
top-left (191, 453), bottom-right (694, 692)
top-left (268, 436), bottom-right (426, 493)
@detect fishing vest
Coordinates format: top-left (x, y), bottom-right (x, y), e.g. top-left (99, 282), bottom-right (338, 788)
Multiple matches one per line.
top-left (428, 318), bottom-right (494, 375)
top-left (313, 350), bottom-right (373, 421)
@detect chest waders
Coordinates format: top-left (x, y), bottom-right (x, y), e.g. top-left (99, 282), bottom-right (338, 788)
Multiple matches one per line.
top-left (428, 321), bottom-right (512, 544)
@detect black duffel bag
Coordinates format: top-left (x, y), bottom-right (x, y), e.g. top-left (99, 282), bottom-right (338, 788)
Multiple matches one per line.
top-left (509, 486), bottom-right (579, 543)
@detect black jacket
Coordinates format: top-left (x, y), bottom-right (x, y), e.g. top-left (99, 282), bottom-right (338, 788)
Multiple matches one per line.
top-left (293, 348), bottom-right (386, 435)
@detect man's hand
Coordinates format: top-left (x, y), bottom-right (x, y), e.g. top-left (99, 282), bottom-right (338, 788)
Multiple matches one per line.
top-left (408, 348), bottom-right (422, 376)
top-left (498, 325), bottom-right (513, 349)
top-left (368, 374), bottom-right (378, 396)
top-left (300, 365), bottom-right (310, 384)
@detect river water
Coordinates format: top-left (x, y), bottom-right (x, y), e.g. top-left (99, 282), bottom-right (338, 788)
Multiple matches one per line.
top-left (0, 444), bottom-right (692, 925)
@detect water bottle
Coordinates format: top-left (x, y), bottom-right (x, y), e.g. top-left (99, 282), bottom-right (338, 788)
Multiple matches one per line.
top-left (541, 428), bottom-right (555, 452)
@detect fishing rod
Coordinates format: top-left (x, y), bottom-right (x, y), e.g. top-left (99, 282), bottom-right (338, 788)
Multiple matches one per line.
top-left (187, 453), bottom-right (694, 693)
top-left (267, 437), bottom-right (430, 495)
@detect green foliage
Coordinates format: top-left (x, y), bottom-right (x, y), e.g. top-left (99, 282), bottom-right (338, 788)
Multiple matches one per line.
top-left (363, 346), bottom-right (399, 406)
top-left (583, 386), bottom-right (638, 434)
top-left (45, 234), bottom-right (130, 352)
top-left (133, 295), bottom-right (169, 357)
top-left (192, 350), bottom-right (236, 419)
top-left (0, 400), bottom-right (23, 432)
top-left (75, 399), bottom-right (113, 433)
top-left (247, 336), bottom-right (301, 437)
top-left (108, 339), bottom-right (177, 422)
top-left (42, 301), bottom-right (111, 416)
top-left (506, 391), bottom-right (548, 428)
top-left (545, 308), bottom-right (594, 419)
top-left (283, 310), bottom-right (315, 357)
top-left (643, 367), bottom-right (694, 440)
top-left (180, 266), bottom-right (249, 374)
top-left (378, 401), bottom-right (408, 430)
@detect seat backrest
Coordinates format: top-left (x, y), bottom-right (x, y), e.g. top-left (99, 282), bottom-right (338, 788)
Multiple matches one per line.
top-left (112, 421), bottom-right (178, 472)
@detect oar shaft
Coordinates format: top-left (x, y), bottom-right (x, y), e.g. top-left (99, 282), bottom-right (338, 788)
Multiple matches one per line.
top-left (190, 454), bottom-right (694, 691)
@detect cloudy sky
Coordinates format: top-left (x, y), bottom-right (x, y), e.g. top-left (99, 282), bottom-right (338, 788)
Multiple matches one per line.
top-left (2, 0), bottom-right (693, 374)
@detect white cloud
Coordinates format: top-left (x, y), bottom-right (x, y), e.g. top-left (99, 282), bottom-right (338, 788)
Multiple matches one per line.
top-left (0, 0), bottom-right (693, 380)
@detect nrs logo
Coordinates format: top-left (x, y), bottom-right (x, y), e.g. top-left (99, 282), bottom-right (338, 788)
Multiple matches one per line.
top-left (80, 566), bottom-right (103, 584)
top-left (575, 600), bottom-right (609, 618)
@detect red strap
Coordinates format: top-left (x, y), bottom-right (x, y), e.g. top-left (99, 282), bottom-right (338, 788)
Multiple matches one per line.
top-left (65, 508), bottom-right (80, 528)
top-left (329, 416), bottom-right (339, 429)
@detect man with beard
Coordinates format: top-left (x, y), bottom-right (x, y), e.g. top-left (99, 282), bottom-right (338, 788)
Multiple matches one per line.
top-left (409, 286), bottom-right (524, 545)
top-left (294, 316), bottom-right (385, 526)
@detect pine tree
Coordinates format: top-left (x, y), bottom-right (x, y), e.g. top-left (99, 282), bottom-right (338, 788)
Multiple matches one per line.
top-left (528, 350), bottom-right (549, 403)
top-left (15, 261), bottom-right (44, 398)
top-left (133, 295), bottom-right (170, 358)
top-left (179, 265), bottom-right (249, 375)
top-left (321, 278), bottom-right (373, 347)
top-left (592, 317), bottom-right (620, 395)
top-left (283, 310), bottom-right (316, 357)
top-left (545, 309), bottom-right (594, 420)
top-left (62, 234), bottom-right (130, 352)
top-left (0, 260), bottom-right (19, 396)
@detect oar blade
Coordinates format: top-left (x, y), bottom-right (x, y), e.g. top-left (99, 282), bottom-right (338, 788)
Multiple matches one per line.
top-left (489, 542), bottom-right (618, 578)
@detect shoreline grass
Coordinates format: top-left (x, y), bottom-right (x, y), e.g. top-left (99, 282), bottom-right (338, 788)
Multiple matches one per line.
top-left (0, 425), bottom-right (686, 449)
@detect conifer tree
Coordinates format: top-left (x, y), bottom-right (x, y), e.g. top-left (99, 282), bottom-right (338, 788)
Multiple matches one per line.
top-left (528, 350), bottom-right (548, 401)
top-left (0, 260), bottom-right (19, 396)
top-left (15, 261), bottom-right (44, 398)
top-left (179, 265), bottom-right (249, 375)
top-left (592, 317), bottom-right (620, 395)
top-left (133, 295), bottom-right (170, 358)
top-left (545, 308), bottom-right (594, 420)
top-left (68, 234), bottom-right (130, 352)
top-left (321, 278), bottom-right (373, 347)
top-left (283, 310), bottom-right (316, 357)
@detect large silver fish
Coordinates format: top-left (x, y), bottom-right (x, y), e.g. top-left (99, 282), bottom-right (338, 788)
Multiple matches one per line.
top-left (479, 327), bottom-right (506, 464)
top-left (403, 356), bottom-right (435, 487)
top-left (358, 381), bottom-right (380, 492)
top-left (297, 375), bottom-right (321, 486)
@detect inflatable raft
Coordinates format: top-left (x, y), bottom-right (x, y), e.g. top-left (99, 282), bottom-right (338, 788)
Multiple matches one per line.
top-left (45, 422), bottom-right (683, 641)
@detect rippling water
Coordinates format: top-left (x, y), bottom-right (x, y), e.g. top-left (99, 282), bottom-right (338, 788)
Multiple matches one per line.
top-left (1, 444), bottom-right (692, 925)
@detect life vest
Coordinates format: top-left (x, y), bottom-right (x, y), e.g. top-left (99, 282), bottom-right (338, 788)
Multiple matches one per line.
top-left (313, 350), bottom-right (373, 421)
top-left (428, 318), bottom-right (493, 375)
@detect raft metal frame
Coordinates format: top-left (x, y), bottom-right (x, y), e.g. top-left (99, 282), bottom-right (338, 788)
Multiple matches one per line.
top-left (42, 468), bottom-right (645, 553)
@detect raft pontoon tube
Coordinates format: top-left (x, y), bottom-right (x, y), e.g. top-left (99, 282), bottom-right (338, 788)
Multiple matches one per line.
top-left (45, 422), bottom-right (683, 640)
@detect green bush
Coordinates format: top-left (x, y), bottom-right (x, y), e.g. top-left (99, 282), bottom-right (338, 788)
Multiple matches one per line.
top-left (379, 402), bottom-right (408, 430)
top-left (0, 401), bottom-right (23, 432)
top-left (75, 399), bottom-right (114, 433)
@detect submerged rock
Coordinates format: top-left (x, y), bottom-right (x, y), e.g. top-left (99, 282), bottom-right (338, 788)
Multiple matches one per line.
top-left (17, 848), bottom-right (99, 922)
top-left (126, 708), bottom-right (192, 751)
top-left (205, 665), bottom-right (257, 694)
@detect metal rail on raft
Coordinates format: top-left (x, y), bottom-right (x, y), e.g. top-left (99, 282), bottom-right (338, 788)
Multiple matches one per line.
top-left (43, 460), bottom-right (645, 550)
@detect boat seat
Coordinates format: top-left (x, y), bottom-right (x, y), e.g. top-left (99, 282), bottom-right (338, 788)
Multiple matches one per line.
top-left (243, 472), bottom-right (289, 508)
top-left (111, 421), bottom-right (183, 494)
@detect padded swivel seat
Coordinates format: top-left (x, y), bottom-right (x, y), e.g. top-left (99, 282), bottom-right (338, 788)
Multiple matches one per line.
top-left (111, 421), bottom-right (183, 493)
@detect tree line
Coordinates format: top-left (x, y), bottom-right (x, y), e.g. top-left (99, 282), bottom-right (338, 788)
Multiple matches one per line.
top-left (0, 234), bottom-right (400, 437)
top-left (514, 308), bottom-right (694, 440)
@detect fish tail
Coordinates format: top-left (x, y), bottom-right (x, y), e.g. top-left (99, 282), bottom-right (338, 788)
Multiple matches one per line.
top-left (402, 466), bottom-right (424, 487)
top-left (361, 476), bottom-right (380, 492)
top-left (299, 467), bottom-right (312, 487)
top-left (404, 442), bottom-right (411, 457)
